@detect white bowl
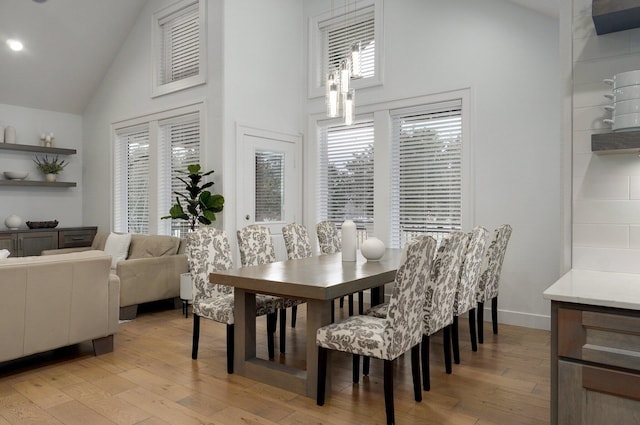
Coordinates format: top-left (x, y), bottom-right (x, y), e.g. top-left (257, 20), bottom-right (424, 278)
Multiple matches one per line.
top-left (605, 70), bottom-right (640, 89)
top-left (603, 112), bottom-right (640, 131)
top-left (3, 171), bottom-right (28, 180)
top-left (605, 99), bottom-right (640, 115)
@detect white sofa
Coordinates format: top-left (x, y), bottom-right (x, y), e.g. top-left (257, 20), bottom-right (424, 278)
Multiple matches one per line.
top-left (0, 250), bottom-right (119, 363)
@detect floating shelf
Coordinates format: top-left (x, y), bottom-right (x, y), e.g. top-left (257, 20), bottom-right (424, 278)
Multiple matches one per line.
top-left (0, 180), bottom-right (76, 188)
top-left (591, 130), bottom-right (640, 154)
top-left (592, 0), bottom-right (640, 35)
top-left (0, 143), bottom-right (77, 155)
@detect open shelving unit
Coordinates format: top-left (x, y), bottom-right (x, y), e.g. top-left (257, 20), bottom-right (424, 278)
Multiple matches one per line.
top-left (0, 143), bottom-right (77, 187)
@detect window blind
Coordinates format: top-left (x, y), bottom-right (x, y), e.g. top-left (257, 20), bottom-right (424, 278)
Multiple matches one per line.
top-left (255, 151), bottom-right (284, 223)
top-left (158, 113), bottom-right (200, 237)
top-left (318, 120), bottom-right (374, 234)
top-left (323, 6), bottom-right (375, 78)
top-left (158, 1), bottom-right (200, 85)
top-left (390, 100), bottom-right (463, 248)
top-left (114, 125), bottom-right (150, 234)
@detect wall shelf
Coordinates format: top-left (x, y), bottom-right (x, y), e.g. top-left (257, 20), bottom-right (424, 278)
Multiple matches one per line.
top-left (0, 180), bottom-right (76, 188)
top-left (592, 0), bottom-right (640, 35)
top-left (591, 130), bottom-right (640, 154)
top-left (0, 143), bottom-right (77, 155)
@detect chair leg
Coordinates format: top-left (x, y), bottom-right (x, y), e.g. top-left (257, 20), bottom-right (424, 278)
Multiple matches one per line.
top-left (331, 300), bottom-right (335, 323)
top-left (339, 296), bottom-right (344, 308)
top-left (358, 291), bottom-right (364, 315)
top-left (226, 324), bottom-right (234, 374)
top-left (421, 334), bottom-right (430, 391)
top-left (267, 312), bottom-right (276, 359)
top-left (443, 325), bottom-right (452, 374)
top-left (469, 308), bottom-right (478, 352)
top-left (191, 314), bottom-right (200, 360)
top-left (383, 360), bottom-right (395, 425)
top-left (279, 308), bottom-right (286, 354)
top-left (291, 305), bottom-right (297, 328)
top-left (411, 344), bottom-right (422, 402)
top-left (492, 296), bottom-right (498, 335)
top-left (477, 302), bottom-right (484, 344)
top-left (452, 316), bottom-right (460, 364)
top-left (363, 356), bottom-right (370, 376)
top-left (317, 347), bottom-right (327, 406)
top-left (352, 354), bottom-right (360, 384)
top-left (348, 294), bottom-right (354, 316)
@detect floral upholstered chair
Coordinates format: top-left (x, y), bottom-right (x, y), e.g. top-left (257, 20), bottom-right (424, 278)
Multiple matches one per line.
top-left (421, 231), bottom-right (469, 391)
top-left (186, 227), bottom-right (278, 372)
top-left (237, 224), bottom-right (303, 355)
top-left (282, 223), bottom-right (311, 328)
top-left (316, 235), bottom-right (437, 425)
top-left (475, 224), bottom-right (512, 344)
top-left (452, 226), bottom-right (489, 362)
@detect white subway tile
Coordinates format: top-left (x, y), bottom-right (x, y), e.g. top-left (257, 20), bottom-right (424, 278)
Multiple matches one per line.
top-left (573, 33), bottom-right (630, 63)
top-left (573, 11), bottom-right (596, 39)
top-left (574, 55), bottom-right (640, 85)
top-left (573, 82), bottom-right (613, 108)
top-left (574, 174), bottom-right (629, 200)
top-left (574, 199), bottom-right (640, 224)
top-left (573, 0), bottom-right (591, 18)
top-left (573, 151), bottom-right (640, 179)
top-left (630, 176), bottom-right (640, 199)
top-left (627, 28), bottom-right (640, 53)
top-left (573, 223), bottom-right (629, 247)
top-left (629, 225), bottom-right (640, 248)
top-left (573, 246), bottom-right (640, 273)
top-left (573, 105), bottom-right (608, 131)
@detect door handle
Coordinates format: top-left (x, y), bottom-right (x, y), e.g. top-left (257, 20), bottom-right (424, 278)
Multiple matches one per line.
top-left (245, 214), bottom-right (250, 220)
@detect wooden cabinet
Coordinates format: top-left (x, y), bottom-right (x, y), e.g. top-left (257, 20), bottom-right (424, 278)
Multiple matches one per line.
top-left (0, 143), bottom-right (77, 187)
top-left (551, 301), bottom-right (640, 424)
top-left (0, 227), bottom-right (96, 257)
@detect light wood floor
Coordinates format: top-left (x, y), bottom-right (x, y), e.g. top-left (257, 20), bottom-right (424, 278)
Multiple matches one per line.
top-left (0, 302), bottom-right (550, 424)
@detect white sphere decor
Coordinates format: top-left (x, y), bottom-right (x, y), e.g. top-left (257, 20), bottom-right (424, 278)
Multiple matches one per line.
top-left (4, 214), bottom-right (22, 230)
top-left (361, 237), bottom-right (385, 261)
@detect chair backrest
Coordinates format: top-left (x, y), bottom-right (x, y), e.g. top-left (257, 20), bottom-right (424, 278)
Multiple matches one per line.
top-left (236, 224), bottom-right (276, 267)
top-left (282, 223), bottom-right (312, 260)
top-left (453, 226), bottom-right (489, 316)
top-left (476, 224), bottom-right (512, 302)
top-left (423, 231), bottom-right (469, 336)
top-left (186, 227), bottom-right (233, 309)
top-left (316, 221), bottom-right (341, 254)
top-left (382, 235), bottom-right (437, 359)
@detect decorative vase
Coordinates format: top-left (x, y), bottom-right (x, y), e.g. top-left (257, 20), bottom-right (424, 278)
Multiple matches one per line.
top-left (361, 237), bottom-right (386, 261)
top-left (4, 126), bottom-right (16, 144)
top-left (45, 173), bottom-right (57, 182)
top-left (4, 214), bottom-right (22, 230)
top-left (341, 219), bottom-right (357, 262)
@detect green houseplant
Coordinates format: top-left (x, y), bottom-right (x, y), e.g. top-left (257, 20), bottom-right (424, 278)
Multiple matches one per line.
top-left (161, 164), bottom-right (224, 231)
top-left (33, 155), bottom-right (68, 182)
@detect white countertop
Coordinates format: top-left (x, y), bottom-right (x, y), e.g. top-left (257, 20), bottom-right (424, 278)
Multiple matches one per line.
top-left (543, 269), bottom-right (640, 311)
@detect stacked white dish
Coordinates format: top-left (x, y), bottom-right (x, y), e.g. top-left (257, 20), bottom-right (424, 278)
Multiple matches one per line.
top-left (604, 70), bottom-right (640, 132)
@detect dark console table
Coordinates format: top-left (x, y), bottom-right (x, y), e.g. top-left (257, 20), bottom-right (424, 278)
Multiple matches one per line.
top-left (0, 226), bottom-right (97, 257)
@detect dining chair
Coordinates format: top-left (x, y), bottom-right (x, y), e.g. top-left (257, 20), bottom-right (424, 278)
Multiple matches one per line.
top-left (282, 222), bottom-right (311, 328)
top-left (476, 224), bottom-right (512, 344)
top-left (186, 227), bottom-right (279, 372)
top-left (237, 224), bottom-right (303, 355)
top-left (451, 226), bottom-right (489, 362)
top-left (316, 220), bottom-right (363, 316)
top-left (316, 235), bottom-right (437, 425)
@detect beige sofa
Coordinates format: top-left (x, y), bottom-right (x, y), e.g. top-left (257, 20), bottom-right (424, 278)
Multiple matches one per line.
top-left (43, 232), bottom-right (188, 320)
top-left (0, 250), bottom-right (119, 363)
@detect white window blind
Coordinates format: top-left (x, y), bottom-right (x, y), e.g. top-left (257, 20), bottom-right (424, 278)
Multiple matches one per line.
top-left (158, 1), bottom-right (199, 85)
top-left (390, 100), bottom-right (463, 248)
top-left (318, 120), bottom-right (374, 233)
top-left (323, 7), bottom-right (375, 78)
top-left (114, 125), bottom-right (150, 234)
top-left (158, 113), bottom-right (201, 237)
top-left (255, 151), bottom-right (284, 223)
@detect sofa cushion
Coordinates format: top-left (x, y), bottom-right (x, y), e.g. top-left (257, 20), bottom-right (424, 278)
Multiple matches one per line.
top-left (128, 234), bottom-right (180, 259)
top-left (104, 232), bottom-right (132, 268)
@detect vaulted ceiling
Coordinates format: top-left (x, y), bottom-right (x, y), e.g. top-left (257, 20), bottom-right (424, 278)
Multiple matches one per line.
top-left (0, 0), bottom-right (557, 116)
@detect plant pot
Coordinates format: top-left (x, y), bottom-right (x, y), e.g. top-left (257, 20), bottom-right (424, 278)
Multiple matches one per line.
top-left (45, 173), bottom-right (57, 182)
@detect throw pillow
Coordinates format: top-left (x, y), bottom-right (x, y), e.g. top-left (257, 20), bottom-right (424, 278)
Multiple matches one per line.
top-left (0, 249), bottom-right (10, 259)
top-left (103, 232), bottom-right (132, 268)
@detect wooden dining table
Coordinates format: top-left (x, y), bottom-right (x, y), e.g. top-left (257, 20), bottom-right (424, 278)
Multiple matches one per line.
top-left (209, 248), bottom-right (403, 398)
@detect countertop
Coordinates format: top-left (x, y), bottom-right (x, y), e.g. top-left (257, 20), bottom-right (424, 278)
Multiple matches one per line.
top-left (543, 269), bottom-right (640, 310)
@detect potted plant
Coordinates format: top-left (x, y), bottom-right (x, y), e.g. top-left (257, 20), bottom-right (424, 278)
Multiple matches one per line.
top-left (33, 155), bottom-right (68, 182)
top-left (161, 164), bottom-right (224, 231)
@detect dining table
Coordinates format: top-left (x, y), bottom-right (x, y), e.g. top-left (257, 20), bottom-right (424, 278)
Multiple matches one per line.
top-left (209, 248), bottom-right (403, 398)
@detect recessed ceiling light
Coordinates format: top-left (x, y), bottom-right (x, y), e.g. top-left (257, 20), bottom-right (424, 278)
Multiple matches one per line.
top-left (33, 0), bottom-right (48, 3)
top-left (7, 39), bottom-right (24, 52)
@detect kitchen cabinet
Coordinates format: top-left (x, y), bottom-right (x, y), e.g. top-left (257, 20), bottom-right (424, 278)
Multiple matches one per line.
top-left (544, 270), bottom-right (640, 425)
top-left (0, 143), bottom-right (77, 187)
top-left (0, 227), bottom-right (97, 257)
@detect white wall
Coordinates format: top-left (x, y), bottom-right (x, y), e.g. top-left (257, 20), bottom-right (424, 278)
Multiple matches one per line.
top-left (571, 0), bottom-right (640, 273)
top-left (304, 0), bottom-right (564, 329)
top-left (0, 103), bottom-right (83, 229)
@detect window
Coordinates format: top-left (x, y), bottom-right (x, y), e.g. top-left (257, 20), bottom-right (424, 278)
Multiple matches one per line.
top-left (255, 151), bottom-right (285, 222)
top-left (152, 0), bottom-right (206, 97)
top-left (113, 105), bottom-right (203, 237)
top-left (308, 0), bottom-right (384, 98)
top-left (390, 100), bottom-right (463, 247)
top-left (318, 119), bottom-right (375, 234)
